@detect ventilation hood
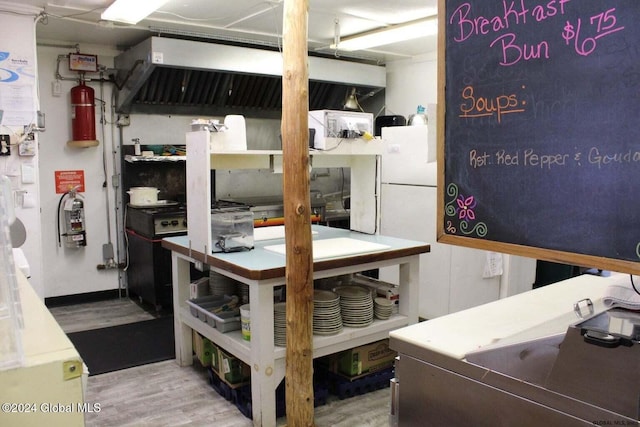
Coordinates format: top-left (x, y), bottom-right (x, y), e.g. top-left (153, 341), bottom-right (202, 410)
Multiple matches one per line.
top-left (113, 36), bottom-right (386, 118)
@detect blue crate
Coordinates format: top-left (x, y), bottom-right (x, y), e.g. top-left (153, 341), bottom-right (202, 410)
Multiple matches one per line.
top-left (321, 366), bottom-right (395, 400)
top-left (232, 385), bottom-right (253, 419)
top-left (208, 368), bottom-right (223, 396)
top-left (230, 376), bottom-right (329, 420)
top-left (209, 364), bottom-right (331, 420)
top-left (208, 367), bottom-right (239, 402)
top-left (275, 378), bottom-right (329, 414)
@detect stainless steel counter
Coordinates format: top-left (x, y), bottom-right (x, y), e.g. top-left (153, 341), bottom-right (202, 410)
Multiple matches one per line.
top-left (389, 273), bottom-right (639, 426)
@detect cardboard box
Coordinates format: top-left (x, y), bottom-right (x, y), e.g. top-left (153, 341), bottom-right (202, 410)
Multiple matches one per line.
top-left (337, 339), bottom-right (397, 377)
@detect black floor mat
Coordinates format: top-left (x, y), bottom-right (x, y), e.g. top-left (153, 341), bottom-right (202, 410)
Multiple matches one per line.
top-left (67, 316), bottom-right (175, 376)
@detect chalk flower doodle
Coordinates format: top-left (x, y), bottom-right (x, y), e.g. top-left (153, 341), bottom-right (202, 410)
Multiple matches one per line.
top-left (445, 183), bottom-right (488, 237)
top-left (456, 195), bottom-right (476, 220)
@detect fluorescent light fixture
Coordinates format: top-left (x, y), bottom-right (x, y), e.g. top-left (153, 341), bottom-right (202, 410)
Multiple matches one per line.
top-left (331, 16), bottom-right (437, 51)
top-left (101, 0), bottom-right (170, 25)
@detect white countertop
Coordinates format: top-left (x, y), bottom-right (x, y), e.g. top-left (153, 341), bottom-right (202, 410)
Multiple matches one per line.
top-left (390, 272), bottom-right (630, 360)
top-left (0, 269), bottom-right (85, 427)
top-left (164, 224), bottom-right (429, 278)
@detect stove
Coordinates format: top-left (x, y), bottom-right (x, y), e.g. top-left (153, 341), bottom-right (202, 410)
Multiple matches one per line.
top-left (126, 203), bottom-right (187, 238)
top-left (125, 203), bottom-right (188, 312)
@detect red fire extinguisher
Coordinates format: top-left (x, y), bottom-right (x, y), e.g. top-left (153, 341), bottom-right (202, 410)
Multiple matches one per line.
top-left (68, 80), bottom-right (99, 147)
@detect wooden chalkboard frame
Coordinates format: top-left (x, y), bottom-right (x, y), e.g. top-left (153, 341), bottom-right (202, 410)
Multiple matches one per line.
top-left (436, 0), bottom-right (639, 275)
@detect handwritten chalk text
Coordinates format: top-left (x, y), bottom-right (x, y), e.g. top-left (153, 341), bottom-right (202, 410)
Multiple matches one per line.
top-left (490, 34), bottom-right (550, 66)
top-left (469, 147), bottom-right (640, 170)
top-left (449, 0), bottom-right (571, 43)
top-left (469, 150), bottom-right (491, 168)
top-left (448, 1), bottom-right (625, 65)
top-left (588, 147), bottom-right (640, 169)
top-left (459, 85), bottom-right (526, 123)
top-left (562, 9), bottom-right (625, 56)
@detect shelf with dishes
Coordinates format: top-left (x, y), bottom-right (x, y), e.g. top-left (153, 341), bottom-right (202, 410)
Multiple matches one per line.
top-left (169, 130), bottom-right (428, 424)
top-left (179, 303), bottom-right (411, 364)
top-left (181, 271), bottom-right (410, 368)
top-left (179, 305), bottom-right (409, 365)
top-left (165, 227), bottom-right (428, 425)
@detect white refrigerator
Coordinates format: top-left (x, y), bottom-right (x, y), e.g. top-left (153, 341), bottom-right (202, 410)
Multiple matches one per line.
top-left (378, 112), bottom-right (536, 320)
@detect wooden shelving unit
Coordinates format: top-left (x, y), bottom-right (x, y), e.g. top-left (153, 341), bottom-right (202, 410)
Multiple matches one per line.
top-left (163, 130), bottom-right (429, 425)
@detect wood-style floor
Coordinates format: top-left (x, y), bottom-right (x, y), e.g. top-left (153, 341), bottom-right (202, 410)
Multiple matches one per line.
top-left (48, 297), bottom-right (157, 333)
top-left (49, 297), bottom-right (392, 427)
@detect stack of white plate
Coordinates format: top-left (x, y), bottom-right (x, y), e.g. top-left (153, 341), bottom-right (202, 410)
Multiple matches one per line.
top-left (209, 270), bottom-right (237, 297)
top-left (333, 285), bottom-right (373, 327)
top-left (374, 297), bottom-right (394, 320)
top-left (313, 290), bottom-right (342, 336)
top-left (237, 283), bottom-right (249, 304)
top-left (274, 302), bottom-right (287, 347)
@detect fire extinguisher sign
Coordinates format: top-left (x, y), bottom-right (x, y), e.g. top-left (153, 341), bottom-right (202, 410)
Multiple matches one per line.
top-left (54, 170), bottom-right (85, 194)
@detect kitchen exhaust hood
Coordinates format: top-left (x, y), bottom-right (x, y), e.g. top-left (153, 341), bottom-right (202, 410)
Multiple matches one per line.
top-left (113, 37), bottom-right (386, 118)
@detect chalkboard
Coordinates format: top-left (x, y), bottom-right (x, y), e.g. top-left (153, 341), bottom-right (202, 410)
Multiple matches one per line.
top-left (437, 0), bottom-right (640, 275)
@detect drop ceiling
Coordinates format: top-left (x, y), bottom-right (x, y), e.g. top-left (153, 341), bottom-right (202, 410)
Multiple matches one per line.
top-left (4, 0), bottom-right (438, 63)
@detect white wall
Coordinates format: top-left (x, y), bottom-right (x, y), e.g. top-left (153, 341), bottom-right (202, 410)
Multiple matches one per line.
top-left (384, 51), bottom-right (438, 119)
top-left (37, 44), bottom-right (121, 297)
top-left (0, 12), bottom-right (44, 296)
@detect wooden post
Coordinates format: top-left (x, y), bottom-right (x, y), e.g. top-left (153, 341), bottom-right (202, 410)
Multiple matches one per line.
top-left (282, 0), bottom-right (314, 426)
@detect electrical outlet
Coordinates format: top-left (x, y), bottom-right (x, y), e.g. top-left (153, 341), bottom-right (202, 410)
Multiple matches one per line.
top-left (0, 134), bottom-right (10, 156)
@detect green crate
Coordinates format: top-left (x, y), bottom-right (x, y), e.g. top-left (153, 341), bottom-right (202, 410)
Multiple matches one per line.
top-left (210, 341), bottom-right (220, 372)
top-left (218, 347), bottom-right (250, 385)
top-left (193, 331), bottom-right (218, 368)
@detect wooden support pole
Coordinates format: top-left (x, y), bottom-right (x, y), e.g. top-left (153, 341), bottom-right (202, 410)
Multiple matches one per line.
top-left (282, 0), bottom-right (314, 426)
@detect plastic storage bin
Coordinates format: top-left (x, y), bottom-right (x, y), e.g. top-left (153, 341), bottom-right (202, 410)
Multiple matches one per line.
top-left (210, 309), bottom-right (241, 332)
top-left (186, 295), bottom-right (241, 332)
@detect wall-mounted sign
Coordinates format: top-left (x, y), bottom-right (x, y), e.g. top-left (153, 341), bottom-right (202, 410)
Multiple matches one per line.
top-left (55, 170), bottom-right (85, 193)
top-left (69, 53), bottom-right (98, 72)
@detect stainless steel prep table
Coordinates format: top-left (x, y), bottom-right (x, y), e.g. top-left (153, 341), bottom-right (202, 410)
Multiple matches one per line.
top-left (389, 272), bottom-right (638, 427)
top-left (163, 224), bottom-right (430, 426)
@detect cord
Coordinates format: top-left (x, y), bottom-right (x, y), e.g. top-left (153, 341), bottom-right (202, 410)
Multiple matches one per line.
top-left (0, 124), bottom-right (30, 147)
top-left (56, 191), bottom-right (70, 247)
top-left (311, 138), bottom-right (345, 152)
top-left (123, 204), bottom-right (130, 272)
top-left (308, 113), bottom-right (327, 136)
top-left (631, 275), bottom-right (640, 296)
top-left (340, 167), bottom-right (347, 211)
